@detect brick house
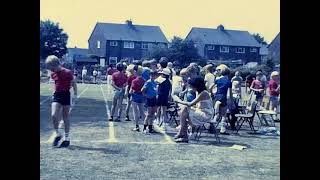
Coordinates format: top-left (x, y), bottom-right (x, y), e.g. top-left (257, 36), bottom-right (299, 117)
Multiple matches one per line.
top-left (88, 20), bottom-right (169, 65)
top-left (267, 32), bottom-right (280, 63)
top-left (185, 25), bottom-right (262, 64)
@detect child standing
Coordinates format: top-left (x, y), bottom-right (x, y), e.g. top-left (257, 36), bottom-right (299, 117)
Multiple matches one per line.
top-left (130, 66), bottom-right (146, 131)
top-left (124, 64), bottom-right (137, 121)
top-left (156, 68), bottom-right (172, 130)
top-left (45, 55), bottom-right (78, 147)
top-left (231, 71), bottom-right (243, 103)
top-left (250, 71), bottom-right (265, 105)
top-left (109, 63), bottom-right (128, 121)
top-left (141, 70), bottom-right (158, 133)
top-left (269, 71), bottom-right (280, 111)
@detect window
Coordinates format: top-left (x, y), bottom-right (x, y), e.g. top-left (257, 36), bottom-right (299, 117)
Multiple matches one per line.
top-left (207, 45), bottom-right (214, 50)
top-left (124, 41), bottom-right (134, 49)
top-left (235, 47), bottom-right (245, 53)
top-left (141, 43), bottom-right (149, 49)
top-left (220, 46), bottom-right (229, 53)
top-left (110, 41), bottom-right (118, 46)
top-left (250, 48), bottom-right (257, 52)
top-left (109, 57), bottom-right (117, 64)
top-left (97, 40), bottom-right (101, 49)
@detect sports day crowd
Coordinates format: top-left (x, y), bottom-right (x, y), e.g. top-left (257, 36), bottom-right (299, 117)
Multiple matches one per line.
top-left (44, 55), bottom-right (280, 147)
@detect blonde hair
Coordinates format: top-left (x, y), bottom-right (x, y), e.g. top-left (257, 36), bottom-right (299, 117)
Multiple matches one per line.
top-left (216, 64), bottom-right (230, 75)
top-left (135, 65), bottom-right (144, 76)
top-left (45, 55), bottom-right (60, 67)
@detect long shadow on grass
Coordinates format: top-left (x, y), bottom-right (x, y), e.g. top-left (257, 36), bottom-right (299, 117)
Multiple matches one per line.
top-left (40, 97), bottom-right (107, 134)
top-left (68, 145), bottom-right (122, 154)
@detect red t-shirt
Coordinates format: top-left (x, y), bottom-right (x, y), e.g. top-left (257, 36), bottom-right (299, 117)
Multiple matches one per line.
top-left (269, 79), bottom-right (279, 96)
top-left (131, 76), bottom-right (145, 93)
top-left (51, 68), bottom-right (74, 92)
top-left (112, 71), bottom-right (128, 88)
top-left (251, 79), bottom-right (265, 90)
top-left (127, 75), bottom-right (137, 87)
top-left (107, 68), bottom-right (117, 75)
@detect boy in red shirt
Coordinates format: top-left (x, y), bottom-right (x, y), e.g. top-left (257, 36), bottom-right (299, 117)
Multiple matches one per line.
top-left (109, 63), bottom-right (128, 121)
top-left (45, 55), bottom-right (78, 148)
top-left (269, 71), bottom-right (280, 111)
top-left (130, 66), bottom-right (145, 131)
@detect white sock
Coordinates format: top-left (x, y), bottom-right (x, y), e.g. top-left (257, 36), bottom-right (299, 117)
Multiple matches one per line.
top-left (55, 129), bottom-right (61, 136)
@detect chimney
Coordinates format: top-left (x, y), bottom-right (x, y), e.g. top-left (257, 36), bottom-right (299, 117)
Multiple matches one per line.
top-left (217, 24), bottom-right (225, 31)
top-left (126, 19), bottom-right (133, 27)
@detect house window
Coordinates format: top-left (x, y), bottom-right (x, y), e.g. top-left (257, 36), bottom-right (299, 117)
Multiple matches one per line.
top-left (124, 41), bottom-right (134, 49)
top-left (110, 41), bottom-right (118, 46)
top-left (220, 46), bottom-right (229, 53)
top-left (97, 40), bottom-right (101, 49)
top-left (207, 45), bottom-right (214, 50)
top-left (141, 43), bottom-right (149, 49)
top-left (109, 57), bottom-right (117, 64)
top-left (250, 48), bottom-right (257, 52)
top-left (235, 47), bottom-right (245, 53)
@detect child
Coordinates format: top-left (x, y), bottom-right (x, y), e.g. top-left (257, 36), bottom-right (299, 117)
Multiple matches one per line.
top-left (45, 55), bottom-right (77, 147)
top-left (124, 64), bottom-right (137, 121)
top-left (210, 64), bottom-right (233, 135)
top-left (156, 68), bottom-right (172, 130)
top-left (250, 71), bottom-right (265, 105)
top-left (141, 60), bottom-right (151, 81)
top-left (93, 69), bottom-right (98, 84)
top-left (130, 66), bottom-right (146, 131)
top-left (204, 64), bottom-right (216, 94)
top-left (141, 70), bottom-right (158, 133)
top-left (269, 71), bottom-right (280, 111)
top-left (231, 71), bottom-right (243, 103)
top-left (109, 63), bottom-right (128, 121)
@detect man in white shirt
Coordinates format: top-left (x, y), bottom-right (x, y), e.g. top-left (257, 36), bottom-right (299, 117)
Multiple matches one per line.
top-left (81, 66), bottom-right (87, 84)
top-left (204, 64), bottom-right (216, 94)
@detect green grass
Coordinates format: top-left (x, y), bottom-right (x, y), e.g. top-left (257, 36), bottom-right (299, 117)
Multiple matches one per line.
top-left (40, 83), bottom-right (280, 180)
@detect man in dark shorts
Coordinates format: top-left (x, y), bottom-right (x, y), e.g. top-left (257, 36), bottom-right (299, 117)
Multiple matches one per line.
top-left (45, 55), bottom-right (78, 148)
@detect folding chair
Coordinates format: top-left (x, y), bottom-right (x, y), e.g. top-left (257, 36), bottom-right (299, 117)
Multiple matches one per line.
top-left (235, 101), bottom-right (258, 133)
top-left (165, 102), bottom-right (180, 127)
top-left (192, 121), bottom-right (220, 143)
top-left (257, 96), bottom-right (277, 128)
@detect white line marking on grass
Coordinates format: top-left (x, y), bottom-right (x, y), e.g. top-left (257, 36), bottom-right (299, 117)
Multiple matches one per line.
top-left (153, 124), bottom-right (175, 144)
top-left (100, 85), bottom-right (118, 143)
top-left (46, 86), bottom-right (88, 143)
top-left (41, 140), bottom-right (177, 145)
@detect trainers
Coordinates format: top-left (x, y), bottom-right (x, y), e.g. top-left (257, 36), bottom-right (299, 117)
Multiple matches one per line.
top-left (125, 116), bottom-right (131, 121)
top-left (143, 129), bottom-right (150, 134)
top-left (52, 135), bottom-right (62, 147)
top-left (114, 116), bottom-right (121, 122)
top-left (132, 126), bottom-right (140, 132)
top-left (108, 116), bottom-right (113, 121)
top-left (59, 140), bottom-right (70, 148)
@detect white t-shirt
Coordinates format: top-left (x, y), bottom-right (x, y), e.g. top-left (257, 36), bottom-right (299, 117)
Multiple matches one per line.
top-left (82, 69), bottom-right (87, 76)
top-left (204, 73), bottom-right (215, 90)
top-left (93, 70), bottom-right (97, 76)
top-left (171, 75), bottom-right (183, 95)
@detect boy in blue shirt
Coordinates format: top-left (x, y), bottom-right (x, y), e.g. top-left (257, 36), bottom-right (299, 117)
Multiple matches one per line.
top-left (210, 64), bottom-right (233, 135)
top-left (141, 70), bottom-right (158, 133)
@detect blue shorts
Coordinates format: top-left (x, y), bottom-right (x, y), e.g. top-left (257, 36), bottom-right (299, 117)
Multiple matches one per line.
top-left (146, 98), bottom-right (157, 107)
top-left (131, 93), bottom-right (144, 103)
top-left (214, 94), bottom-right (227, 107)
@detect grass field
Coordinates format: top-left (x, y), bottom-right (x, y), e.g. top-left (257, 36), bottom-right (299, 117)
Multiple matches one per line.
top-left (40, 83), bottom-right (280, 180)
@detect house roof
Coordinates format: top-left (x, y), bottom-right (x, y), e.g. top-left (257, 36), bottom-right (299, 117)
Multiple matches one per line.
top-left (186, 26), bottom-right (261, 47)
top-left (67, 48), bottom-right (89, 56)
top-left (90, 22), bottom-right (169, 43)
top-left (268, 32), bottom-right (280, 48)
top-left (75, 57), bottom-right (98, 63)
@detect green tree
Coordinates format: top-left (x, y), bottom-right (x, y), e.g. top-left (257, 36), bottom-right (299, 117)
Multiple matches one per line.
top-left (40, 20), bottom-right (68, 60)
top-left (252, 33), bottom-right (268, 45)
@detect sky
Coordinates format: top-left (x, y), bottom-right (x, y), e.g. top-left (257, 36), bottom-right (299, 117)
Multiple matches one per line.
top-left (40, 0), bottom-right (280, 48)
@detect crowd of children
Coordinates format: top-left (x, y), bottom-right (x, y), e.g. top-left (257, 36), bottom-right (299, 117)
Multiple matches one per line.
top-left (45, 55), bottom-right (280, 146)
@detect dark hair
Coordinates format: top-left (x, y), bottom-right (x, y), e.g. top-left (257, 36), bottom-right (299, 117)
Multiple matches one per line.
top-left (159, 57), bottom-right (168, 68)
top-left (116, 63), bottom-right (124, 71)
top-left (133, 60), bottom-right (142, 66)
top-left (142, 60), bottom-right (151, 68)
top-left (188, 76), bottom-right (206, 93)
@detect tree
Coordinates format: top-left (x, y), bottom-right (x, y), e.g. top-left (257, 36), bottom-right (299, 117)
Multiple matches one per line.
top-left (40, 20), bottom-right (68, 60)
top-left (147, 44), bottom-right (169, 60)
top-left (252, 33), bottom-right (268, 45)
